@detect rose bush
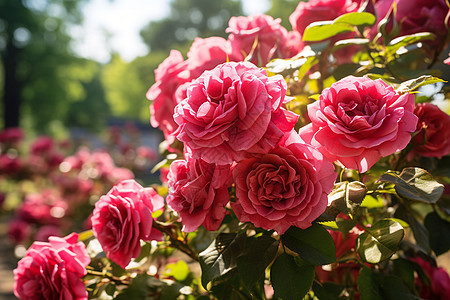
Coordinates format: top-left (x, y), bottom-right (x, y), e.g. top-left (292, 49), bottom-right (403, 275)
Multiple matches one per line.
top-left (9, 1), bottom-right (450, 299)
top-left (13, 233), bottom-right (90, 300)
top-left (299, 75), bottom-right (418, 173)
top-left (91, 179), bottom-right (164, 268)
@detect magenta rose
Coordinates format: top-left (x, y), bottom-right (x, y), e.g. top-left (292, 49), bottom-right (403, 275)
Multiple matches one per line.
top-left (289, 0), bottom-right (361, 36)
top-left (167, 150), bottom-right (232, 232)
top-left (409, 103), bottom-right (450, 159)
top-left (410, 256), bottom-right (450, 299)
top-left (226, 14), bottom-right (295, 66)
top-left (91, 179), bottom-right (164, 268)
top-left (231, 131), bottom-right (337, 234)
top-left (14, 233), bottom-right (90, 300)
top-left (371, 0), bottom-right (449, 48)
top-left (299, 75), bottom-right (417, 173)
top-left (147, 50), bottom-right (191, 142)
top-left (173, 61), bottom-right (298, 165)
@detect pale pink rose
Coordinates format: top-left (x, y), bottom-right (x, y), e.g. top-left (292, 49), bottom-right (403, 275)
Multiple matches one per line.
top-left (289, 0), bottom-right (361, 36)
top-left (226, 15), bottom-right (296, 66)
top-left (409, 103), bottom-right (450, 159)
top-left (173, 61), bottom-right (298, 165)
top-left (370, 0), bottom-right (449, 48)
top-left (14, 233), bottom-right (90, 300)
top-left (91, 179), bottom-right (164, 268)
top-left (147, 50), bottom-right (191, 142)
top-left (231, 131), bottom-right (336, 234)
top-left (167, 150), bottom-right (232, 232)
top-left (299, 75), bottom-right (417, 173)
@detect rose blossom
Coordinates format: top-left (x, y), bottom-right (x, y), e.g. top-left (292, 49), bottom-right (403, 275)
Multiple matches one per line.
top-left (167, 150), bottom-right (232, 232)
top-left (410, 256), bottom-right (450, 299)
top-left (186, 37), bottom-right (239, 78)
top-left (147, 50), bottom-right (191, 142)
top-left (299, 75), bottom-right (417, 173)
top-left (370, 0), bottom-right (449, 48)
top-left (91, 179), bottom-right (164, 268)
top-left (409, 103), bottom-right (450, 159)
top-left (226, 14), bottom-right (296, 66)
top-left (173, 61), bottom-right (298, 165)
top-left (231, 131), bottom-right (337, 234)
top-left (14, 233), bottom-right (90, 300)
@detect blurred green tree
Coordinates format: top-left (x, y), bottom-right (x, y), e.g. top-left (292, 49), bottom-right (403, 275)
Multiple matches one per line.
top-left (0, 0), bottom-right (104, 133)
top-left (140, 0), bottom-right (243, 53)
top-left (265, 0), bottom-right (304, 29)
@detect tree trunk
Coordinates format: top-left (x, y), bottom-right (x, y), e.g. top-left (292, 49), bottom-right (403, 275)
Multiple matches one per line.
top-left (2, 28), bottom-right (21, 129)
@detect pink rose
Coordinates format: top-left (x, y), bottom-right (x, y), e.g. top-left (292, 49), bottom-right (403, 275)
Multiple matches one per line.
top-left (167, 150), bottom-right (232, 232)
top-left (173, 61), bottom-right (298, 165)
top-left (371, 0), bottom-right (449, 48)
top-left (186, 37), bottom-right (240, 78)
top-left (231, 131), bottom-right (337, 234)
top-left (8, 219), bottom-right (31, 244)
top-left (299, 75), bottom-right (417, 173)
top-left (91, 179), bottom-right (164, 268)
top-left (410, 256), bottom-right (450, 299)
top-left (14, 233), bottom-right (90, 300)
top-left (226, 15), bottom-right (296, 66)
top-left (0, 127), bottom-right (24, 146)
top-left (30, 136), bottom-right (54, 155)
top-left (147, 50), bottom-right (191, 142)
top-left (289, 0), bottom-right (361, 36)
top-left (409, 103), bottom-right (450, 159)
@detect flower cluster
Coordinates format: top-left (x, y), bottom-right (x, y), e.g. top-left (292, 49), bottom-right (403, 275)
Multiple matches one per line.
top-left (10, 0), bottom-right (450, 299)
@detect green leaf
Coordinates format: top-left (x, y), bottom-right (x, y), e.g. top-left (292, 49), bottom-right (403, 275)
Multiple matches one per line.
top-left (395, 75), bottom-right (446, 95)
top-left (379, 275), bottom-right (422, 300)
top-left (328, 181), bottom-right (368, 215)
top-left (334, 38), bottom-right (370, 48)
top-left (199, 233), bottom-right (245, 289)
top-left (334, 12), bottom-right (376, 27)
top-left (358, 267), bottom-right (382, 300)
top-left (237, 235), bottom-right (279, 289)
top-left (312, 282), bottom-right (346, 300)
top-left (386, 32), bottom-right (436, 56)
top-left (332, 63), bottom-right (365, 80)
top-left (356, 219), bottom-right (404, 264)
top-left (303, 21), bottom-right (354, 42)
top-left (78, 229), bottom-right (93, 242)
top-left (164, 260), bottom-right (190, 282)
top-left (361, 195), bottom-right (385, 209)
top-left (303, 12), bottom-right (375, 42)
top-left (378, 168), bottom-right (444, 203)
top-left (424, 212), bottom-right (450, 256)
top-left (266, 58), bottom-right (309, 76)
top-left (271, 254), bottom-right (315, 300)
top-left (282, 224), bottom-right (336, 265)
top-left (393, 258), bottom-right (415, 292)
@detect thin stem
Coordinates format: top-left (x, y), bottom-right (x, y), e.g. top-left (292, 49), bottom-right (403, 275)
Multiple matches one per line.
top-left (152, 220), bottom-right (199, 261)
top-left (85, 269), bottom-right (130, 285)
